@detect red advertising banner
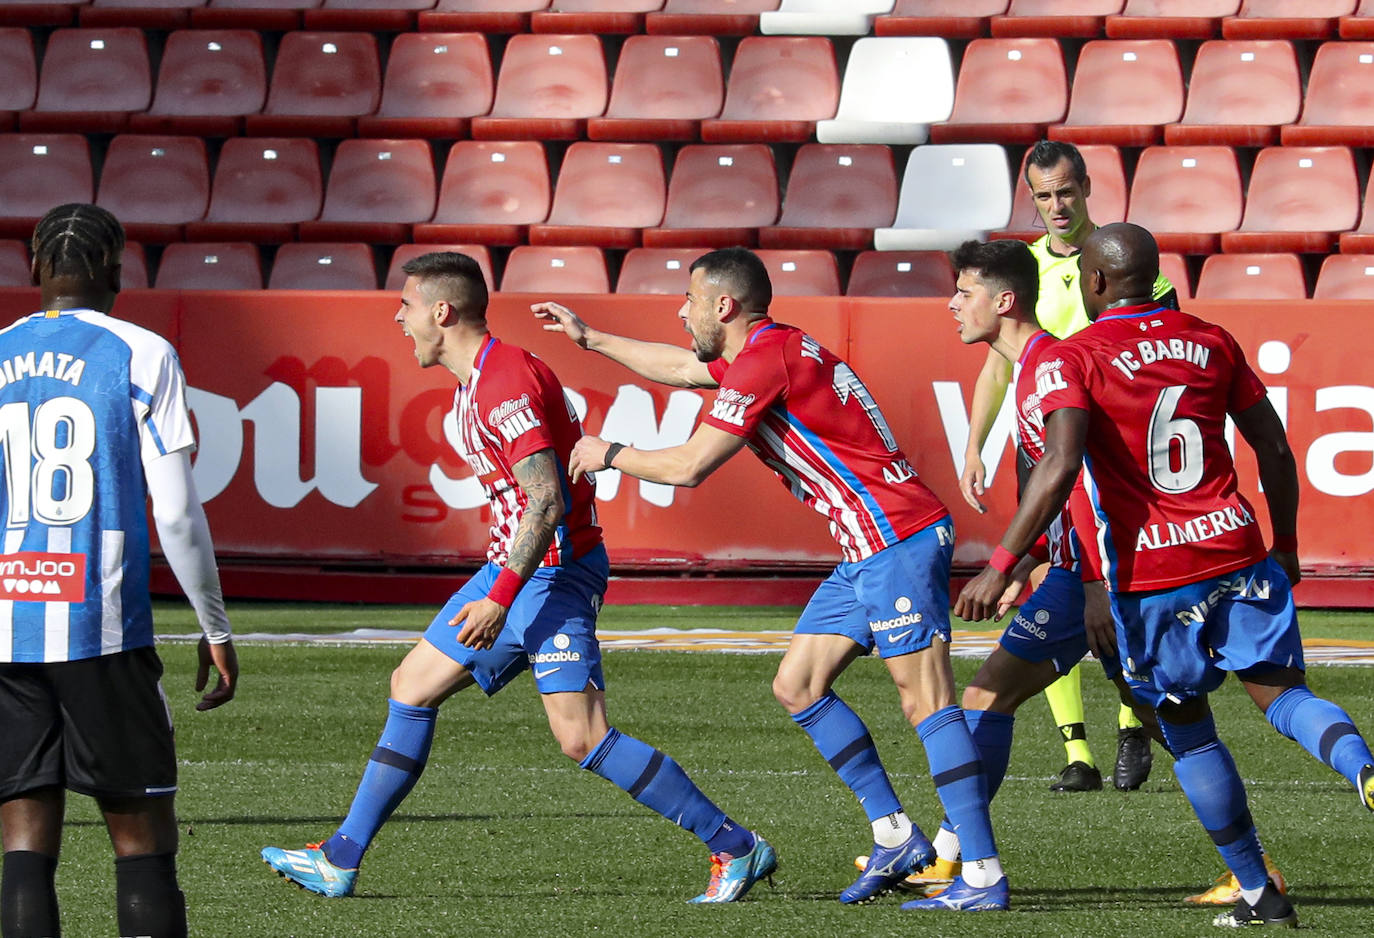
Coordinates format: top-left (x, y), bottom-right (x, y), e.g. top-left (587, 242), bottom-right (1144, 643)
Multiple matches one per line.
top-left (0, 289), bottom-right (1369, 584)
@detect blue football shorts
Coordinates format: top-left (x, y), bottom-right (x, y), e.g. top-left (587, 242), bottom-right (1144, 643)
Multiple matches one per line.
top-left (424, 544), bottom-right (608, 696)
top-left (1000, 565), bottom-right (1102, 676)
top-left (795, 516), bottom-right (953, 659)
top-left (1109, 556), bottom-right (1305, 709)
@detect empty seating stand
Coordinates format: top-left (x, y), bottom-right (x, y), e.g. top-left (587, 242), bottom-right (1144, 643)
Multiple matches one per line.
top-left (0, 134), bottom-right (93, 238)
top-left (419, 0), bottom-right (551, 35)
top-left (1314, 254), bottom-right (1374, 298)
top-left (876, 0), bottom-right (1010, 39)
top-left (155, 242), bottom-right (263, 289)
top-left (414, 140), bottom-right (550, 245)
top-left (616, 247), bottom-right (702, 293)
top-left (0, 240), bottom-right (31, 287)
top-left (586, 34), bottom-right (724, 142)
top-left (299, 138), bottom-right (437, 243)
top-left (1222, 0), bottom-right (1354, 40)
top-left (20, 27), bottom-right (151, 134)
top-left (816, 37), bottom-right (953, 145)
top-left (0, 29), bottom-right (37, 128)
top-left (244, 32), bottom-right (381, 138)
top-left (95, 134), bottom-right (209, 242)
top-left (470, 33), bottom-right (607, 140)
top-left (1220, 145), bottom-right (1359, 253)
top-left (700, 36), bottom-right (838, 144)
top-left (1126, 145), bottom-right (1243, 254)
top-left (356, 32), bottom-right (493, 139)
top-left (1105, 0), bottom-right (1239, 39)
top-left (1195, 252), bottom-right (1307, 299)
top-left (1049, 39), bottom-right (1183, 146)
top-left (528, 141), bottom-right (666, 248)
top-left (760, 0), bottom-right (894, 37)
top-left (1164, 39), bottom-right (1300, 147)
top-left (128, 29), bottom-right (267, 136)
top-left (846, 250), bottom-right (955, 297)
top-left (186, 136), bottom-right (322, 242)
top-left (500, 245), bottom-right (609, 292)
top-left (759, 143), bottom-right (896, 250)
top-left (928, 37), bottom-right (1067, 145)
top-left (874, 144), bottom-right (1012, 251)
top-left (531, 0), bottom-right (664, 35)
top-left (991, 0), bottom-right (1126, 39)
top-left (754, 249), bottom-right (840, 296)
top-left (269, 242), bottom-right (378, 289)
top-left (644, 143), bottom-right (778, 247)
top-left (1280, 41), bottom-right (1374, 146)
top-left (645, 0), bottom-right (779, 37)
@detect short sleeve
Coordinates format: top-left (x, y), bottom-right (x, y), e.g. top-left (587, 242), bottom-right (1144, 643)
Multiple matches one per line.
top-left (1036, 344), bottom-right (1091, 418)
top-left (479, 352), bottom-right (560, 467)
top-left (1222, 329), bottom-right (1267, 415)
top-left (137, 341), bottom-right (196, 468)
top-left (700, 345), bottom-right (787, 439)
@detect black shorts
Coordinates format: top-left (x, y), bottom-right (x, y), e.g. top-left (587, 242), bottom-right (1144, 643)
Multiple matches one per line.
top-left (0, 645), bottom-right (177, 801)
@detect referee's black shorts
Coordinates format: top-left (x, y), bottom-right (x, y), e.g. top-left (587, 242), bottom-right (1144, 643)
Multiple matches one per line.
top-left (0, 645), bottom-right (177, 801)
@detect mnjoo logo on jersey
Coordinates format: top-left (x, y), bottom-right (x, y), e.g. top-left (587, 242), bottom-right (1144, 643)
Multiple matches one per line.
top-left (0, 552), bottom-right (86, 602)
top-left (709, 387), bottom-right (756, 427)
top-left (870, 595), bottom-right (923, 632)
top-left (488, 394), bottom-right (542, 443)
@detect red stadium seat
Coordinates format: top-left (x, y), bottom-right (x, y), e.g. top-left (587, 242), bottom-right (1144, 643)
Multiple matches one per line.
top-left (754, 249), bottom-right (840, 297)
top-left (846, 250), bottom-right (955, 297)
top-left (269, 243), bottom-right (377, 290)
top-left (385, 243), bottom-right (494, 291)
top-left (120, 242), bottom-right (149, 289)
top-left (1338, 173), bottom-right (1374, 253)
top-left (470, 33), bottom-right (607, 141)
top-left (1125, 146), bottom-right (1242, 255)
top-left (1158, 251), bottom-right (1192, 299)
top-left (356, 32), bottom-right (492, 140)
top-left (1341, 0), bottom-right (1374, 37)
top-left (186, 137), bottom-right (322, 243)
top-left (1280, 41), bottom-right (1374, 146)
top-left (155, 242), bottom-right (263, 289)
top-left (528, 142), bottom-right (665, 248)
top-left (586, 34), bottom-right (723, 142)
top-left (875, 0), bottom-right (1009, 39)
top-left (190, 0), bottom-right (319, 31)
top-left (996, 143), bottom-right (1124, 241)
top-left (0, 240), bottom-right (31, 287)
top-left (874, 143), bottom-right (1012, 251)
top-left (299, 138), bottom-right (437, 244)
top-left (1106, 0), bottom-right (1239, 39)
top-left (644, 144), bottom-right (778, 248)
top-left (615, 247), bottom-right (703, 293)
top-left (532, 0), bottom-right (664, 35)
top-left (646, 0), bottom-right (779, 37)
top-left (0, 29), bottom-right (38, 127)
top-left (1163, 40), bottom-right (1300, 147)
top-left (816, 36), bottom-right (954, 146)
top-left (0, 133), bottom-right (93, 238)
top-left (244, 32), bottom-right (380, 138)
top-left (1221, 146), bottom-right (1359, 253)
top-left (0, 1), bottom-right (85, 29)
top-left (699, 36), bottom-right (838, 144)
top-left (759, 144), bottom-right (896, 251)
top-left (20, 27), bottom-right (150, 134)
top-left (1194, 252), bottom-right (1306, 299)
top-left (1048, 39), bottom-right (1183, 146)
top-left (1313, 253), bottom-right (1374, 299)
top-left (990, 0), bottom-right (1125, 38)
top-left (1222, 0), bottom-right (1353, 40)
top-left (128, 29), bottom-right (266, 136)
top-left (928, 37), bottom-right (1067, 145)
top-left (419, 0), bottom-right (549, 34)
top-left (95, 134), bottom-right (209, 242)
top-left (303, 0), bottom-right (436, 32)
top-left (499, 245), bottom-right (609, 293)
top-left (414, 140), bottom-right (550, 245)
top-left (78, 0), bottom-right (205, 29)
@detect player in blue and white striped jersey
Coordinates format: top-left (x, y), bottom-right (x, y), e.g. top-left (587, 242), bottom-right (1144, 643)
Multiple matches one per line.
top-left (0, 204), bottom-right (237, 938)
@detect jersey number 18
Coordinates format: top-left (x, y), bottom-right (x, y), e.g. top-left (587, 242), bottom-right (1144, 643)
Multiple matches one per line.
top-left (0, 397), bottom-right (97, 527)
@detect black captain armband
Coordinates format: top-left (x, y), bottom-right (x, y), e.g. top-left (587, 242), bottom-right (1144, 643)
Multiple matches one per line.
top-left (603, 442), bottom-right (626, 470)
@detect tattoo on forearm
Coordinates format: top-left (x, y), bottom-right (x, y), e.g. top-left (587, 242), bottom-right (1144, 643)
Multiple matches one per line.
top-left (507, 448), bottom-right (563, 577)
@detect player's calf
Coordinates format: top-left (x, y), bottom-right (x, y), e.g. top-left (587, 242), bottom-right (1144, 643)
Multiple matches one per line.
top-left (2, 851), bottom-right (59, 938)
top-left (115, 852), bottom-right (187, 938)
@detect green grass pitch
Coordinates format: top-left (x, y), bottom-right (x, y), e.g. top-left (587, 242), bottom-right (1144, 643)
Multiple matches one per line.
top-left (43, 604), bottom-right (1374, 937)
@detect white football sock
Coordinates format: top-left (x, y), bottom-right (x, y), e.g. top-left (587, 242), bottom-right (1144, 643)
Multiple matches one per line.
top-left (871, 810), bottom-right (913, 848)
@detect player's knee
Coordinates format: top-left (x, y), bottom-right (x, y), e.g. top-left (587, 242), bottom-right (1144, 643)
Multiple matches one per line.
top-left (771, 670), bottom-right (817, 713)
top-left (555, 732), bottom-right (597, 763)
top-left (962, 683), bottom-right (998, 712)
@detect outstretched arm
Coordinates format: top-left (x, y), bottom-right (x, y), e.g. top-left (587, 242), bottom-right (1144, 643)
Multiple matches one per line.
top-left (532, 301), bottom-right (717, 389)
top-left (568, 424), bottom-right (748, 488)
top-left (955, 407), bottom-right (1088, 621)
top-left (145, 449), bottom-right (237, 711)
top-left (452, 447), bottom-right (565, 649)
top-left (960, 346), bottom-right (1014, 514)
top-left (1233, 396), bottom-right (1301, 585)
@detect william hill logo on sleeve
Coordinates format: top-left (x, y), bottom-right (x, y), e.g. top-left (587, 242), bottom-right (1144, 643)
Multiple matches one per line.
top-left (0, 553), bottom-right (87, 602)
top-left (709, 387), bottom-right (755, 427)
top-left (488, 394), bottom-right (542, 443)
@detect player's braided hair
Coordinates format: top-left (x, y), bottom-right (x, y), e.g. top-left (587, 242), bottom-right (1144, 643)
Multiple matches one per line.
top-left (31, 203), bottom-right (125, 283)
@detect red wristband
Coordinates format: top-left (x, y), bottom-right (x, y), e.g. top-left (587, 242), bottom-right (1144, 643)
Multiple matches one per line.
top-left (989, 546), bottom-right (1019, 576)
top-left (487, 567), bottom-right (526, 608)
top-left (1273, 534), bottom-right (1298, 553)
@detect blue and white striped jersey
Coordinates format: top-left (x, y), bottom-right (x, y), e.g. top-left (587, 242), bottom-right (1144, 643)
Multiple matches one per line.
top-left (0, 308), bottom-right (195, 662)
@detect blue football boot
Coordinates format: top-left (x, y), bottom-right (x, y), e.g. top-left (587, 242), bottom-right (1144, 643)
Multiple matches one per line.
top-left (261, 842), bottom-right (358, 898)
top-left (840, 830), bottom-right (936, 904)
top-left (689, 834), bottom-right (778, 903)
top-left (901, 874), bottom-right (1009, 912)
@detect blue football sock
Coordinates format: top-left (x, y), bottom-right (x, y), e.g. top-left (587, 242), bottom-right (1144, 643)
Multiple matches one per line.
top-left (325, 699), bottom-right (437, 870)
top-left (581, 727), bottom-right (750, 856)
top-left (916, 705), bottom-right (997, 862)
top-left (791, 691), bottom-right (902, 822)
top-left (1160, 712), bottom-right (1267, 893)
top-left (1266, 685), bottom-right (1374, 787)
top-left (964, 709), bottom-right (1015, 802)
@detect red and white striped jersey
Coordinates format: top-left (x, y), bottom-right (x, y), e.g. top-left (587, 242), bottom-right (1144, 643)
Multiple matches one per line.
top-left (704, 319), bottom-right (948, 563)
top-left (450, 337), bottom-right (601, 567)
top-left (1014, 329), bottom-right (1082, 572)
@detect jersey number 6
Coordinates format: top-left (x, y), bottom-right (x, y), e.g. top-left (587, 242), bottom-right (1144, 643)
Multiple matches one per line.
top-left (1147, 385), bottom-right (1203, 494)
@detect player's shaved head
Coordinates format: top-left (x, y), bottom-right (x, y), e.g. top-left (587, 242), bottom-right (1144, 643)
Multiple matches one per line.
top-left (1078, 223), bottom-right (1160, 319)
top-left (401, 251), bottom-right (488, 323)
top-left (690, 248), bottom-right (772, 316)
